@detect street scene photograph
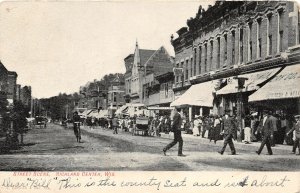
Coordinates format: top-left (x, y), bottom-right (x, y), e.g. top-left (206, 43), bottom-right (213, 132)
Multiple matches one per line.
top-left (0, 0), bottom-right (300, 171)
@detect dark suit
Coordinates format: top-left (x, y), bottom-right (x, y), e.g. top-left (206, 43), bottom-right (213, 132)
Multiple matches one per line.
top-left (257, 116), bottom-right (273, 155)
top-left (164, 112), bottom-right (183, 155)
top-left (219, 115), bottom-right (236, 154)
top-left (268, 115), bottom-right (277, 146)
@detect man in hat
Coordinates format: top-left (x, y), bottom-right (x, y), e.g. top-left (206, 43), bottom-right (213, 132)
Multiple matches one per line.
top-left (218, 109), bottom-right (237, 155)
top-left (163, 107), bottom-right (184, 156)
top-left (256, 111), bottom-right (274, 155)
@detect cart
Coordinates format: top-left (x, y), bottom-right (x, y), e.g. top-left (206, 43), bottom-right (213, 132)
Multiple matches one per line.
top-left (132, 117), bottom-right (149, 136)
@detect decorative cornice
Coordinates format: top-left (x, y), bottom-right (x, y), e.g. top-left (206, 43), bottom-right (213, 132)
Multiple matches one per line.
top-left (190, 56), bottom-right (289, 85)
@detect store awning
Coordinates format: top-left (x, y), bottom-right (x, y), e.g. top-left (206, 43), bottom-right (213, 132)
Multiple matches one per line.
top-left (216, 67), bottom-right (283, 95)
top-left (97, 110), bottom-right (108, 118)
top-left (115, 105), bottom-right (129, 115)
top-left (170, 81), bottom-right (215, 107)
top-left (249, 64), bottom-right (300, 102)
top-left (147, 106), bottom-right (174, 110)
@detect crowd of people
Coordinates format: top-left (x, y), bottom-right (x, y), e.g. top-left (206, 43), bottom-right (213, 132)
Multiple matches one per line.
top-left (70, 108), bottom-right (300, 156)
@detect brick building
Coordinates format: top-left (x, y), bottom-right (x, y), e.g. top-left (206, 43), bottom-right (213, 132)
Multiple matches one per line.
top-left (124, 42), bottom-right (174, 105)
top-left (7, 71), bottom-right (17, 104)
top-left (20, 86), bottom-right (32, 108)
top-left (78, 81), bottom-right (107, 110)
top-left (124, 54), bottom-right (134, 103)
top-left (0, 60), bottom-right (8, 95)
top-left (16, 84), bottom-right (21, 101)
top-left (171, 1), bottom-right (300, 121)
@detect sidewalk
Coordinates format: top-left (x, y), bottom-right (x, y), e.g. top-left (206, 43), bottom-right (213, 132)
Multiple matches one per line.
top-left (80, 125), bottom-right (293, 155)
top-left (160, 132), bottom-right (292, 154)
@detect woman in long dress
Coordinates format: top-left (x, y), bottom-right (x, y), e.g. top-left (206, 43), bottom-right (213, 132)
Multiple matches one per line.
top-left (193, 115), bottom-right (200, 136)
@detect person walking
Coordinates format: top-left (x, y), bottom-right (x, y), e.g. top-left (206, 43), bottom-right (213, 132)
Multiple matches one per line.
top-left (112, 116), bottom-right (119, 134)
top-left (287, 115), bottom-right (300, 155)
top-left (269, 112), bottom-right (278, 147)
top-left (256, 111), bottom-right (274, 155)
top-left (193, 115), bottom-right (200, 136)
top-left (244, 115), bottom-right (252, 144)
top-left (218, 110), bottom-right (237, 155)
top-left (163, 108), bottom-right (184, 156)
top-left (211, 115), bottom-right (221, 144)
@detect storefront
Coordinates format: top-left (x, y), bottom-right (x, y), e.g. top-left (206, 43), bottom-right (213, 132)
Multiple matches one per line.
top-left (170, 81), bottom-right (215, 121)
top-left (216, 67), bottom-right (284, 116)
top-left (248, 64), bottom-right (300, 144)
top-left (249, 64), bottom-right (300, 115)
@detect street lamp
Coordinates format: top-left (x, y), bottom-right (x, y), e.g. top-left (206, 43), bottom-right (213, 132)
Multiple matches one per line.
top-left (233, 76), bottom-right (248, 142)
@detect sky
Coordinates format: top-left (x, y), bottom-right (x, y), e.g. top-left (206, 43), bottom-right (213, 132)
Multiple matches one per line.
top-left (0, 1), bottom-right (212, 99)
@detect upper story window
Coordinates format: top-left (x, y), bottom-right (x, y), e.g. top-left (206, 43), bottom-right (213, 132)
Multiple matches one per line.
top-left (180, 61), bottom-right (184, 82)
top-left (248, 22), bottom-right (253, 61)
top-left (199, 46), bottom-right (202, 74)
top-left (210, 40), bottom-right (213, 69)
top-left (231, 30), bottom-right (235, 64)
top-left (217, 37), bottom-right (221, 69)
top-left (191, 57), bottom-right (194, 77)
top-left (278, 9), bottom-right (284, 52)
top-left (224, 34), bottom-right (228, 64)
top-left (257, 18), bottom-right (262, 58)
top-left (175, 63), bottom-right (179, 83)
top-left (267, 14), bottom-right (273, 56)
top-left (204, 43), bottom-right (208, 72)
top-left (193, 48), bottom-right (197, 76)
top-left (185, 59), bottom-right (189, 81)
top-left (239, 28), bottom-right (243, 64)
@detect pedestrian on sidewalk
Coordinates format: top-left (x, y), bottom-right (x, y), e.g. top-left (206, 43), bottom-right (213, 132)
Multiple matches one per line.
top-left (211, 115), bottom-right (221, 144)
top-left (244, 115), bottom-right (252, 144)
top-left (163, 107), bottom-right (184, 156)
top-left (256, 111), bottom-right (274, 155)
top-left (287, 115), bottom-right (300, 155)
top-left (269, 112), bottom-right (278, 147)
top-left (112, 116), bottom-right (119, 134)
top-left (218, 110), bottom-right (237, 155)
top-left (193, 115), bottom-right (200, 136)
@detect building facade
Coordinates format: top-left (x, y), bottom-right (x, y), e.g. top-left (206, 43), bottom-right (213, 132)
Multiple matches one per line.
top-left (7, 71), bottom-right (17, 104)
top-left (124, 42), bottom-right (174, 105)
top-left (20, 86), bottom-right (32, 108)
top-left (0, 60), bottom-right (8, 96)
top-left (171, 1), bottom-right (300, 120)
top-left (79, 81), bottom-right (107, 110)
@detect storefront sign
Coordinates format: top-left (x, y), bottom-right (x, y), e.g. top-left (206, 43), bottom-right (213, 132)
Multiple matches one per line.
top-left (268, 89), bottom-right (300, 99)
top-left (173, 68), bottom-right (183, 76)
